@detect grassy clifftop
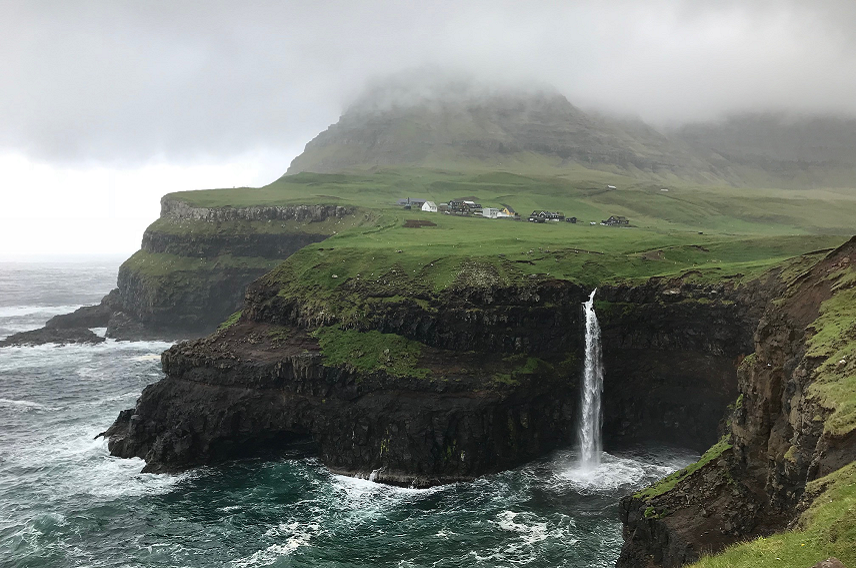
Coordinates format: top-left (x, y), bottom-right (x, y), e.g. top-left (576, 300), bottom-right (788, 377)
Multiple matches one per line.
top-left (163, 167), bottom-right (856, 295)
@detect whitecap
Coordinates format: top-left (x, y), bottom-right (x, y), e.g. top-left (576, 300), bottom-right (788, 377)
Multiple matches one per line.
top-left (130, 354), bottom-right (162, 362)
top-left (495, 511), bottom-right (551, 545)
top-left (0, 398), bottom-right (60, 412)
top-left (0, 305), bottom-right (82, 319)
top-left (232, 523), bottom-right (318, 567)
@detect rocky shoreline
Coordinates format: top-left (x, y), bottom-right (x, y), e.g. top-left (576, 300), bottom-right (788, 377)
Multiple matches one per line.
top-left (100, 262), bottom-right (771, 489)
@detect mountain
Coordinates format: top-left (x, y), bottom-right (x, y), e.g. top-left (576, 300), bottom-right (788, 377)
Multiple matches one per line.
top-left (672, 113), bottom-right (856, 188)
top-left (286, 73), bottom-right (856, 188)
top-left (286, 75), bottom-right (715, 181)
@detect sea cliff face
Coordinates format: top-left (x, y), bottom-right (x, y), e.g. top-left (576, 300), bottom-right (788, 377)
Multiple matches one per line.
top-left (617, 237), bottom-right (856, 568)
top-left (104, 198), bottom-right (355, 338)
top-left (104, 262), bottom-right (772, 486)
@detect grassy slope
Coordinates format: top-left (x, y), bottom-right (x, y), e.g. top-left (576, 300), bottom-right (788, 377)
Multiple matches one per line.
top-left (639, 255), bottom-right (856, 568)
top-left (166, 168), bottom-right (856, 290)
top-left (806, 269), bottom-right (856, 437)
top-left (691, 462), bottom-right (856, 568)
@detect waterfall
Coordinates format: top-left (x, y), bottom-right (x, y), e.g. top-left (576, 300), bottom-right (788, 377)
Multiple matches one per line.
top-left (578, 288), bottom-right (604, 468)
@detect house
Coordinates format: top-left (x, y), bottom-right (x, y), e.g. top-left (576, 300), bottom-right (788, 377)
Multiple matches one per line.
top-left (528, 210), bottom-right (565, 222)
top-left (481, 207), bottom-right (501, 219)
top-left (565, 216), bottom-right (578, 224)
top-left (500, 204), bottom-right (518, 217)
top-left (449, 199), bottom-right (482, 215)
top-left (397, 197), bottom-right (427, 209)
top-left (422, 201), bottom-right (437, 213)
top-left (602, 215), bottom-right (629, 226)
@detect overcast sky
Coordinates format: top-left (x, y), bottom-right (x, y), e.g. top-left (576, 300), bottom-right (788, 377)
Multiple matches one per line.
top-left (1, 0), bottom-right (854, 257)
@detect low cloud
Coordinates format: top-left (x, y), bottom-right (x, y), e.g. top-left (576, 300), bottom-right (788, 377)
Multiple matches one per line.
top-left (1, 0), bottom-right (854, 166)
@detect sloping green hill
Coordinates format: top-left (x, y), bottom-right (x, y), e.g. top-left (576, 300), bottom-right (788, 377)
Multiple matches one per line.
top-left (286, 78), bottom-right (716, 182)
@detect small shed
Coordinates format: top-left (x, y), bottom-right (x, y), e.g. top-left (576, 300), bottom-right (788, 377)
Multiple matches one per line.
top-left (422, 201), bottom-right (438, 213)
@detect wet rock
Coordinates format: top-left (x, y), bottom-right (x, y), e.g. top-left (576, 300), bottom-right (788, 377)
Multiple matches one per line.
top-left (45, 301), bottom-right (112, 329)
top-left (0, 326), bottom-right (105, 347)
top-left (618, 236), bottom-right (856, 568)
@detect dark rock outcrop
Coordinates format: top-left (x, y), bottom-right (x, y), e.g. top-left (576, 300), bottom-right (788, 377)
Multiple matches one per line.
top-left (1, 290), bottom-right (118, 347)
top-left (45, 290), bottom-right (117, 329)
top-left (617, 237), bottom-right (856, 567)
top-left (0, 326), bottom-right (105, 347)
top-left (598, 274), bottom-right (782, 452)
top-left (103, 322), bottom-right (577, 486)
top-left (104, 268), bottom-right (775, 485)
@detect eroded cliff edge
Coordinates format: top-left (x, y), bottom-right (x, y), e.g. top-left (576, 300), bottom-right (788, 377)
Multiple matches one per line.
top-left (618, 237), bottom-right (856, 568)
top-left (102, 250), bottom-right (775, 486)
top-left (2, 197), bottom-right (362, 345)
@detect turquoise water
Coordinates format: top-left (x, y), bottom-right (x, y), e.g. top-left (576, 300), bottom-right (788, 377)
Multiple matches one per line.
top-left (0, 261), bottom-right (695, 567)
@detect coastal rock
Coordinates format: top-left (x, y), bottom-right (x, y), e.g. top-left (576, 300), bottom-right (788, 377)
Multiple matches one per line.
top-left (45, 300), bottom-right (113, 329)
top-left (105, 270), bottom-right (771, 484)
top-left (617, 236), bottom-right (856, 567)
top-left (0, 326), bottom-right (105, 347)
top-left (104, 322), bottom-right (577, 486)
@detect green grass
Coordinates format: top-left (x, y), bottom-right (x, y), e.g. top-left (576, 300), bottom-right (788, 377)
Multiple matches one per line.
top-left (635, 435), bottom-right (733, 501)
top-left (152, 167), bottom-right (855, 296)
top-left (217, 311), bottom-right (242, 331)
top-left (313, 326), bottom-right (430, 379)
top-left (690, 462), bottom-right (856, 568)
top-left (805, 267), bottom-right (856, 437)
top-left (167, 168), bottom-right (856, 237)
top-left (122, 250), bottom-right (279, 278)
top-left (146, 212), bottom-right (374, 238)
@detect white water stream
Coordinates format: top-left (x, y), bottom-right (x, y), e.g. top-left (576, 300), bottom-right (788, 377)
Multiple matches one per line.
top-left (578, 289), bottom-right (604, 469)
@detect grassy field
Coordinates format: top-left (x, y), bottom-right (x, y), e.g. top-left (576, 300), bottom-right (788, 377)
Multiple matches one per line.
top-left (169, 168), bottom-right (856, 238)
top-left (163, 167), bottom-right (856, 289)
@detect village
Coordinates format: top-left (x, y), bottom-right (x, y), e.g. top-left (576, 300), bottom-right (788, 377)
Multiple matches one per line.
top-left (396, 195), bottom-right (630, 227)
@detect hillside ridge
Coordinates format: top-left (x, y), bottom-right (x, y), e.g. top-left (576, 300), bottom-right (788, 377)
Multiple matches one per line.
top-left (286, 75), bottom-right (856, 189)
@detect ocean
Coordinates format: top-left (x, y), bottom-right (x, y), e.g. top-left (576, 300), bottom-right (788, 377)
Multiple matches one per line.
top-left (0, 259), bottom-right (695, 567)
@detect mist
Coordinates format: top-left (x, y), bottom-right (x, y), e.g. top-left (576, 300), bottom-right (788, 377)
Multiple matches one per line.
top-left (2, 0), bottom-right (854, 256)
top-left (1, 0), bottom-right (855, 166)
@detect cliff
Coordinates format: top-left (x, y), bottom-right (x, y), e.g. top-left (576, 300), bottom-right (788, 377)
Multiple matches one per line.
top-left (103, 252), bottom-right (779, 485)
top-left (618, 237), bottom-right (856, 567)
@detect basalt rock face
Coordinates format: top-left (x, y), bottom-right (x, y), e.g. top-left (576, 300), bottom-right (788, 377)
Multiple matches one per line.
top-left (106, 277), bottom-right (590, 484)
top-left (100, 199), bottom-right (354, 339)
top-left (112, 261), bottom-right (272, 338)
top-left (104, 322), bottom-right (580, 486)
top-left (618, 238), bottom-right (856, 568)
top-left (598, 275), bottom-right (781, 452)
top-left (105, 268), bottom-right (774, 485)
